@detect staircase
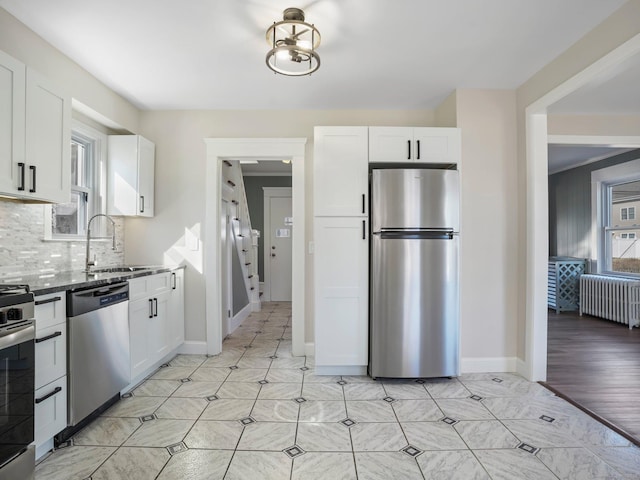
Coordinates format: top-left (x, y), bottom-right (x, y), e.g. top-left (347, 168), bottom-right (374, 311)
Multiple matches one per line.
top-left (221, 160), bottom-right (261, 331)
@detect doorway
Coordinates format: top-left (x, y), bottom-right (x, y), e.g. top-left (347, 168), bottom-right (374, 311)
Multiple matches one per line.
top-left (263, 187), bottom-right (293, 302)
top-left (204, 138), bottom-right (307, 357)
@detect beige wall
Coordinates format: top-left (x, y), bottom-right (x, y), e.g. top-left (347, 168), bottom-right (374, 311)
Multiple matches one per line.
top-left (0, 8), bottom-right (140, 133)
top-left (130, 110), bottom-right (436, 344)
top-left (455, 90), bottom-right (519, 362)
top-left (548, 114), bottom-right (640, 136)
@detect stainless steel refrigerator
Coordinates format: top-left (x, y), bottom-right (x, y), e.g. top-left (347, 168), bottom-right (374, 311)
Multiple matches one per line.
top-left (369, 168), bottom-right (459, 379)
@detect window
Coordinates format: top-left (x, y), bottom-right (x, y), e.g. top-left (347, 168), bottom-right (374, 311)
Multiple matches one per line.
top-left (620, 206), bottom-right (636, 221)
top-left (46, 121), bottom-right (107, 239)
top-left (601, 178), bottom-right (640, 275)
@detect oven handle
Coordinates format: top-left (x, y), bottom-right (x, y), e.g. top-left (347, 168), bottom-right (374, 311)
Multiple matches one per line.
top-left (0, 322), bottom-right (35, 349)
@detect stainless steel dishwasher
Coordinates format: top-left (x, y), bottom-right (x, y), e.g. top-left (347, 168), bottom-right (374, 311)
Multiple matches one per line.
top-left (67, 282), bottom-right (130, 426)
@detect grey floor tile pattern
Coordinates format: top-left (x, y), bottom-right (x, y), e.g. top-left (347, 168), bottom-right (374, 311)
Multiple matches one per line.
top-left (35, 302), bottom-right (640, 479)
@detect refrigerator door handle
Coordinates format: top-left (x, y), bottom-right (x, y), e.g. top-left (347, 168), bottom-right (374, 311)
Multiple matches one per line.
top-left (362, 220), bottom-right (366, 240)
top-left (379, 230), bottom-right (454, 240)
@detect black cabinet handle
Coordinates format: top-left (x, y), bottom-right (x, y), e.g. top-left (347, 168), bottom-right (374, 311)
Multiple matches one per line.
top-left (407, 140), bottom-right (411, 160)
top-left (35, 386), bottom-right (62, 404)
top-left (361, 194), bottom-right (365, 214)
top-left (29, 165), bottom-right (36, 193)
top-left (362, 220), bottom-right (366, 240)
top-left (227, 180), bottom-right (236, 187)
top-left (417, 140), bottom-right (421, 160)
top-left (172, 272), bottom-right (177, 290)
top-left (17, 162), bottom-right (25, 191)
top-left (35, 296), bottom-right (62, 306)
top-left (35, 331), bottom-right (62, 343)
top-left (149, 298), bottom-right (153, 318)
top-left (153, 298), bottom-right (158, 317)
top-left (140, 195), bottom-right (145, 213)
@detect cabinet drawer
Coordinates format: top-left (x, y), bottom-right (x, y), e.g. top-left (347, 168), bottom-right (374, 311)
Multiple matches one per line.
top-left (34, 292), bottom-right (66, 331)
top-left (35, 324), bottom-right (67, 389)
top-left (129, 273), bottom-right (171, 301)
top-left (35, 376), bottom-right (67, 447)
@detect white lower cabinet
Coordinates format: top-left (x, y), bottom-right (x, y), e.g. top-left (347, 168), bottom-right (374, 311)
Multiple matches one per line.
top-left (168, 269), bottom-right (185, 350)
top-left (128, 271), bottom-right (184, 382)
top-left (129, 296), bottom-right (154, 380)
top-left (34, 292), bottom-right (67, 457)
top-left (314, 217), bottom-right (369, 367)
top-left (35, 376), bottom-right (67, 448)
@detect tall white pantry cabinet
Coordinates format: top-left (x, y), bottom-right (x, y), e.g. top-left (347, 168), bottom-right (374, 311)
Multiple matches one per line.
top-left (313, 127), bottom-right (370, 371)
top-left (313, 126), bottom-right (461, 374)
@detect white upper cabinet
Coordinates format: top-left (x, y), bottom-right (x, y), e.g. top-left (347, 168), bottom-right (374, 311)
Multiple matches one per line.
top-left (0, 50), bottom-right (26, 195)
top-left (0, 50), bottom-right (71, 203)
top-left (369, 127), bottom-right (460, 164)
top-left (108, 135), bottom-right (155, 217)
top-left (25, 68), bottom-right (71, 203)
top-left (314, 126), bottom-right (369, 216)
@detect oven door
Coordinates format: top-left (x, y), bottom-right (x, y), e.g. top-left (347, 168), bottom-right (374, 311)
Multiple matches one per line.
top-left (0, 322), bottom-right (35, 476)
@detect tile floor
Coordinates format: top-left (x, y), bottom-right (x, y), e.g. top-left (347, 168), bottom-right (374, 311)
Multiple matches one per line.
top-left (35, 302), bottom-right (640, 479)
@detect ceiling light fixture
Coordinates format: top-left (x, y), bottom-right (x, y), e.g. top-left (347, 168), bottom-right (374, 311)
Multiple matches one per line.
top-left (266, 7), bottom-right (320, 76)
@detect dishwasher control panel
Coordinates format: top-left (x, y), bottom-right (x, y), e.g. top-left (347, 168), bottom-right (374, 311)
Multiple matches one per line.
top-left (99, 291), bottom-right (128, 306)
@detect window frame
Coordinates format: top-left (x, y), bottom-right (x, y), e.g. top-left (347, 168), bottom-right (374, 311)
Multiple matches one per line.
top-left (592, 158), bottom-right (640, 279)
top-left (44, 120), bottom-right (108, 240)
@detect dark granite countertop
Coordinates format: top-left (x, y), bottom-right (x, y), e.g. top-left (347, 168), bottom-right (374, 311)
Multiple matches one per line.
top-left (2, 265), bottom-right (186, 296)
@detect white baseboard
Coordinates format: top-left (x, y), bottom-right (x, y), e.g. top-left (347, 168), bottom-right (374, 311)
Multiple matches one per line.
top-left (461, 356), bottom-right (517, 373)
top-left (315, 365), bottom-right (367, 376)
top-left (230, 304), bottom-right (252, 334)
top-left (178, 341), bottom-right (207, 355)
top-left (304, 342), bottom-right (314, 357)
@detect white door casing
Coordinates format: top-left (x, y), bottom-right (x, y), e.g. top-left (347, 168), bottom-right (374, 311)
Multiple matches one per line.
top-left (264, 187), bottom-right (292, 302)
top-left (204, 138), bottom-right (306, 357)
top-left (524, 33), bottom-right (640, 382)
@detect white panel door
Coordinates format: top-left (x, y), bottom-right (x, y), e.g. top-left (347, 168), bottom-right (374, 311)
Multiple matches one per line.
top-left (314, 217), bottom-right (369, 366)
top-left (137, 135), bottom-right (155, 217)
top-left (0, 50), bottom-right (25, 196)
top-left (413, 127), bottom-right (461, 164)
top-left (129, 297), bottom-right (152, 379)
top-left (266, 192), bottom-right (293, 301)
top-left (368, 126), bottom-right (413, 163)
top-left (314, 126), bottom-right (369, 216)
top-left (25, 67), bottom-right (70, 203)
top-left (168, 269), bottom-right (185, 350)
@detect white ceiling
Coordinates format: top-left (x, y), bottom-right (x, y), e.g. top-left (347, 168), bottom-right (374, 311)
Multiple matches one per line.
top-left (0, 0), bottom-right (626, 110)
top-left (240, 161), bottom-right (292, 176)
top-left (547, 145), bottom-right (636, 175)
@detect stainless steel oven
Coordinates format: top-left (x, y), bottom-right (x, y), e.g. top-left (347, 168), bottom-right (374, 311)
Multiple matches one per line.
top-left (0, 286), bottom-right (35, 480)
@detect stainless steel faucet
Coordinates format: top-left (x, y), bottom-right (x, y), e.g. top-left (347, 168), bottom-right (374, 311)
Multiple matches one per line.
top-left (85, 214), bottom-right (116, 273)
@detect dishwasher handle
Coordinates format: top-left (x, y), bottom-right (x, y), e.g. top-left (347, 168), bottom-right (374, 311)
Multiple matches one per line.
top-left (73, 283), bottom-right (128, 298)
top-left (68, 282), bottom-right (129, 317)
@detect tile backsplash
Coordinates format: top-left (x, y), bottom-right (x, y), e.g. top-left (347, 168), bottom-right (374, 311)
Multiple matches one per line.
top-left (0, 201), bottom-right (125, 281)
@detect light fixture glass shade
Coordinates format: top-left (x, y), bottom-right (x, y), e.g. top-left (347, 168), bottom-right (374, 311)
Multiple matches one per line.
top-left (266, 8), bottom-right (320, 76)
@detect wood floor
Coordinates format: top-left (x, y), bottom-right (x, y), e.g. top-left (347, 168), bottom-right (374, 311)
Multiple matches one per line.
top-left (546, 310), bottom-right (640, 443)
